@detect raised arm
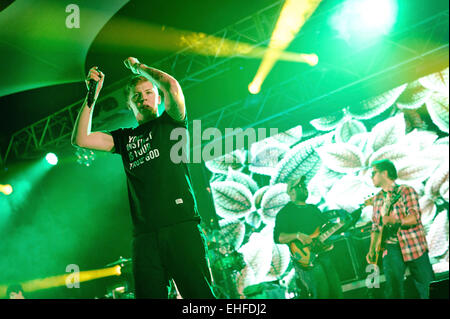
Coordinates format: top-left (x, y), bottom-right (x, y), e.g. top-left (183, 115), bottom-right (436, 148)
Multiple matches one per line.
top-left (124, 57), bottom-right (186, 121)
top-left (71, 66), bottom-right (115, 152)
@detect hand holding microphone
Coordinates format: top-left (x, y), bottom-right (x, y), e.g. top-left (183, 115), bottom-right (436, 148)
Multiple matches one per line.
top-left (85, 66), bottom-right (105, 107)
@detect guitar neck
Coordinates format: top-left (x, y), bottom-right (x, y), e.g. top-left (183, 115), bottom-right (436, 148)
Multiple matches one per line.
top-left (317, 221), bottom-right (344, 243)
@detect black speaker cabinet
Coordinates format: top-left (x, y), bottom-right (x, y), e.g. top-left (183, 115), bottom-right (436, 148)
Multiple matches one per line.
top-left (328, 231), bottom-right (374, 284)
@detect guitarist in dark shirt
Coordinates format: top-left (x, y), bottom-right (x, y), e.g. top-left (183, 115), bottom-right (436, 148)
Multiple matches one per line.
top-left (274, 176), bottom-right (343, 299)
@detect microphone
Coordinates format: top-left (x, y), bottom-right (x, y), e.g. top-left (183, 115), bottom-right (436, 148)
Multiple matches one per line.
top-left (87, 79), bottom-right (98, 108)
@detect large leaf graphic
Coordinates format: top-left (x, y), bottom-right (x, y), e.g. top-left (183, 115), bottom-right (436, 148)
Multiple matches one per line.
top-left (270, 125), bottom-right (303, 146)
top-left (435, 136), bottom-right (449, 145)
top-left (245, 211), bottom-right (262, 229)
top-left (348, 132), bottom-right (371, 154)
top-left (400, 129), bottom-right (438, 151)
top-left (270, 135), bottom-right (327, 185)
top-left (348, 84), bottom-right (407, 120)
top-left (238, 227), bottom-right (274, 282)
top-left (210, 181), bottom-right (254, 219)
top-left (265, 243), bottom-right (291, 281)
top-left (205, 150), bottom-right (245, 173)
top-left (396, 160), bottom-right (436, 183)
top-left (249, 143), bottom-right (289, 176)
top-left (396, 80), bottom-right (432, 110)
top-left (253, 186), bottom-right (270, 210)
top-left (325, 175), bottom-right (377, 211)
top-left (426, 210), bottom-right (449, 258)
top-left (419, 67), bottom-right (449, 95)
top-left (426, 92), bottom-right (449, 133)
top-left (420, 196), bottom-right (437, 229)
top-left (260, 184), bottom-right (290, 225)
top-left (425, 161), bottom-right (449, 201)
top-left (367, 145), bottom-right (412, 168)
top-left (335, 119), bottom-right (367, 144)
top-left (217, 219), bottom-right (246, 251)
top-left (310, 109), bottom-right (346, 131)
top-left (226, 167), bottom-right (259, 194)
top-left (403, 109), bottom-right (427, 131)
top-left (316, 143), bottom-right (364, 174)
top-left (366, 113), bottom-right (406, 153)
top-left (440, 180), bottom-right (449, 202)
top-left (236, 266), bottom-right (256, 297)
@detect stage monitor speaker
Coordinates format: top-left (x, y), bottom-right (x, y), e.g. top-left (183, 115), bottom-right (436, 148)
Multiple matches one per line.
top-left (328, 236), bottom-right (361, 283)
top-left (429, 278), bottom-right (449, 299)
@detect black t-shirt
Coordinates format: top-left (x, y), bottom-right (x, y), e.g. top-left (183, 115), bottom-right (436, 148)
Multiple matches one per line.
top-left (110, 111), bottom-right (200, 235)
top-left (273, 202), bottom-right (327, 244)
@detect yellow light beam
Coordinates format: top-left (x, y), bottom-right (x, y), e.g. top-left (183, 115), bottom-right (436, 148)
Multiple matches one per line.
top-left (89, 17), bottom-right (316, 64)
top-left (249, 0), bottom-right (322, 94)
top-left (0, 265), bottom-right (121, 298)
top-left (0, 184), bottom-right (13, 195)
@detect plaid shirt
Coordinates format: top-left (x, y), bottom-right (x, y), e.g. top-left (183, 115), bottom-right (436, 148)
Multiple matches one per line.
top-left (371, 184), bottom-right (428, 262)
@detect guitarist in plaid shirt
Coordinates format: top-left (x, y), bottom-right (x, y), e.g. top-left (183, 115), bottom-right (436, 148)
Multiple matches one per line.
top-left (366, 159), bottom-right (434, 298)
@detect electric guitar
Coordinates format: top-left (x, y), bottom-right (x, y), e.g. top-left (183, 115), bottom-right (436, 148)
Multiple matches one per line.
top-left (370, 191), bottom-right (402, 266)
top-left (289, 197), bottom-right (373, 269)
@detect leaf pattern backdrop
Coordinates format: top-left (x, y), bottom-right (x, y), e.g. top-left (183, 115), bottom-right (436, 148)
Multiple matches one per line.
top-left (206, 67), bottom-right (449, 297)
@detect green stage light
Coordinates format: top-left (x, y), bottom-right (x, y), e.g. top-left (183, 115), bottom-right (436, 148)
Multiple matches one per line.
top-left (330, 0), bottom-right (398, 43)
top-left (45, 153), bottom-right (58, 166)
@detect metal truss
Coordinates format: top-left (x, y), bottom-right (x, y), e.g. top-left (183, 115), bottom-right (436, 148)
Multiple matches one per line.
top-left (192, 9), bottom-right (449, 147)
top-left (1, 2), bottom-right (448, 166)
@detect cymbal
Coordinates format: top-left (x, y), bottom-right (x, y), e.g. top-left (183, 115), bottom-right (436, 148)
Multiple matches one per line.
top-left (106, 256), bottom-right (132, 267)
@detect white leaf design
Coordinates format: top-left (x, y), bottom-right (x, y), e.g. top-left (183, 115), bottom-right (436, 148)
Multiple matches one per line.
top-left (426, 92), bottom-right (449, 133)
top-left (316, 143), bottom-right (364, 174)
top-left (366, 113), bottom-right (406, 153)
top-left (253, 186), bottom-right (270, 210)
top-left (425, 161), bottom-right (449, 200)
top-left (426, 210), bottom-right (449, 258)
top-left (400, 129), bottom-right (438, 151)
top-left (348, 132), bottom-right (370, 154)
top-left (236, 266), bottom-right (256, 297)
top-left (348, 84), bottom-right (407, 120)
top-left (420, 144), bottom-right (449, 171)
top-left (396, 80), bottom-right (432, 109)
top-left (205, 151), bottom-right (245, 173)
top-left (270, 135), bottom-right (327, 185)
top-left (218, 219), bottom-right (246, 250)
top-left (325, 175), bottom-right (377, 212)
top-left (249, 143), bottom-right (289, 176)
top-left (226, 167), bottom-right (259, 194)
top-left (419, 67), bottom-right (449, 95)
top-left (357, 206), bottom-right (374, 227)
top-left (271, 125), bottom-right (303, 146)
top-left (396, 160), bottom-right (436, 183)
top-left (335, 119), bottom-right (367, 144)
top-left (211, 181), bottom-right (254, 219)
top-left (245, 211), bottom-right (262, 229)
top-left (260, 184), bottom-right (290, 225)
top-left (238, 228), bottom-right (274, 282)
top-left (309, 166), bottom-right (345, 197)
top-left (440, 179), bottom-right (449, 202)
top-left (420, 196), bottom-right (437, 229)
top-left (367, 145), bottom-right (412, 168)
top-left (310, 109), bottom-right (346, 131)
top-left (265, 243), bottom-right (291, 281)
top-left (435, 136), bottom-right (449, 145)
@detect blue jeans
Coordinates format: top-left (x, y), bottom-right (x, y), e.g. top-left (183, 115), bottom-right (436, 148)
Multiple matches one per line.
top-left (383, 244), bottom-right (435, 299)
top-left (294, 252), bottom-right (343, 299)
